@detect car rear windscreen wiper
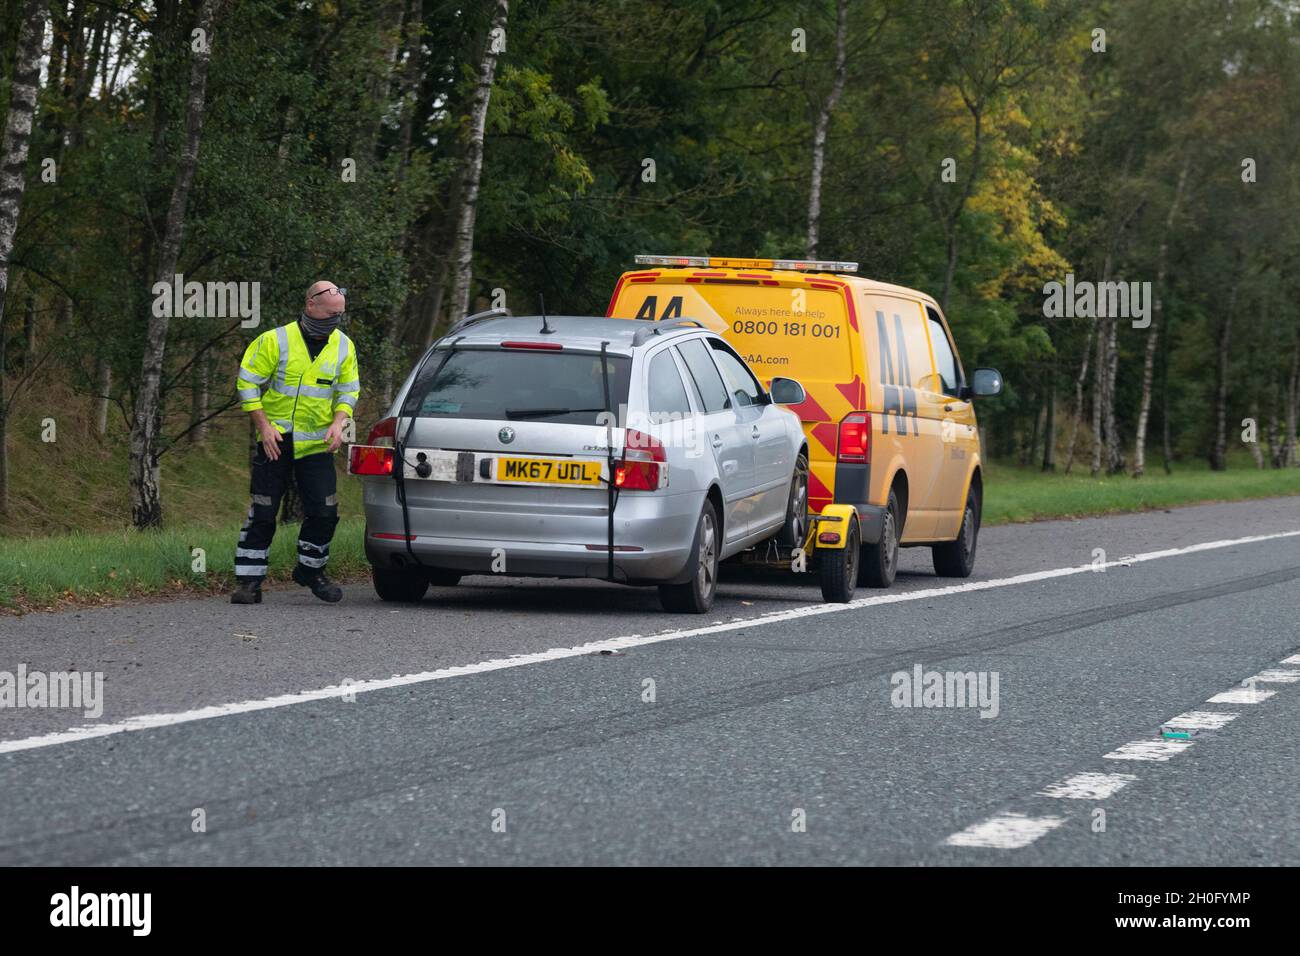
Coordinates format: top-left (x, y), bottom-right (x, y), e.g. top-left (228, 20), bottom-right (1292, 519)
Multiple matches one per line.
top-left (504, 407), bottom-right (607, 419)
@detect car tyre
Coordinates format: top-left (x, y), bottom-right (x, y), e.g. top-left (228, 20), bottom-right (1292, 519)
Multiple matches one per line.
top-left (859, 490), bottom-right (900, 588)
top-left (659, 500), bottom-right (720, 613)
top-left (426, 568), bottom-right (462, 587)
top-left (818, 514), bottom-right (860, 603)
top-left (776, 451), bottom-right (810, 549)
top-left (372, 566), bottom-right (430, 602)
top-left (932, 489), bottom-right (979, 578)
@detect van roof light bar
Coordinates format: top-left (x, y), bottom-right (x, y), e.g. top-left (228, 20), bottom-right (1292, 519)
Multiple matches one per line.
top-left (634, 254), bottom-right (858, 274)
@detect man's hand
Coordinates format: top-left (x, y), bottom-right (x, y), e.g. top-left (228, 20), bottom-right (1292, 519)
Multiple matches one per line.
top-left (325, 412), bottom-right (350, 452)
top-left (259, 421), bottom-right (283, 461)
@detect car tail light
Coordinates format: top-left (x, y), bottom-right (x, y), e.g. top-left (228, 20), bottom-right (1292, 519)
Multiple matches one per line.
top-left (615, 429), bottom-right (666, 491)
top-left (350, 444), bottom-right (394, 476)
top-left (838, 412), bottom-right (871, 463)
top-left (367, 416), bottom-right (397, 446)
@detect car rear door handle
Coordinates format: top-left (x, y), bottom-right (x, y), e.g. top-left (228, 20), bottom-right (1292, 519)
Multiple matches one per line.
top-left (712, 434), bottom-right (724, 450)
top-left (751, 425), bottom-right (760, 439)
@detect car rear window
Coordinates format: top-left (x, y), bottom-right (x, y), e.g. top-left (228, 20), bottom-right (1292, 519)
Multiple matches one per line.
top-left (403, 348), bottom-right (631, 426)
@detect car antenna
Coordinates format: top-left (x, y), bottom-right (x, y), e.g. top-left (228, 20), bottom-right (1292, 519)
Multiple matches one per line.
top-left (539, 293), bottom-right (553, 334)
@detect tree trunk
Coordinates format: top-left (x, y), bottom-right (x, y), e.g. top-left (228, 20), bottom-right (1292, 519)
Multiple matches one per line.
top-left (190, 349), bottom-right (209, 445)
top-left (94, 356), bottom-right (111, 437)
top-left (1090, 250), bottom-right (1114, 476)
top-left (806, 0), bottom-right (848, 259)
top-left (0, 0), bottom-right (48, 351)
top-left (127, 0), bottom-right (220, 529)
top-left (1247, 400), bottom-right (1265, 469)
top-left (444, 0), bottom-right (509, 327)
top-left (1284, 340), bottom-right (1298, 467)
top-left (1209, 277), bottom-right (1238, 471)
top-left (1062, 321), bottom-right (1093, 474)
top-left (1041, 369), bottom-right (1056, 472)
top-left (1133, 159), bottom-right (1189, 477)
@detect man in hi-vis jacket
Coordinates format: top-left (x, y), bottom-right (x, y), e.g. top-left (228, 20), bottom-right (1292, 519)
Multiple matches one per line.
top-left (230, 281), bottom-right (360, 604)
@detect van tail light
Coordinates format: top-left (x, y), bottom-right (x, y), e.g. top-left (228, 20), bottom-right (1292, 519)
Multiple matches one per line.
top-left (837, 412), bottom-right (871, 463)
top-left (367, 416), bottom-right (397, 446)
top-left (349, 444), bottom-right (395, 476)
top-left (615, 429), bottom-right (667, 491)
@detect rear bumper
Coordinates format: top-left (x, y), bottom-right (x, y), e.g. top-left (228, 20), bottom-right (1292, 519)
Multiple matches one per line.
top-left (361, 482), bottom-right (701, 584)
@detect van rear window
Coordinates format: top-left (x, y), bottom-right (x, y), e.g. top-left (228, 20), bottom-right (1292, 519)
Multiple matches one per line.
top-left (403, 349), bottom-right (631, 425)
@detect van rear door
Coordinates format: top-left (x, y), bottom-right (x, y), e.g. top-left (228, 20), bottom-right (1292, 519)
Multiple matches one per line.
top-left (608, 270), bottom-right (862, 516)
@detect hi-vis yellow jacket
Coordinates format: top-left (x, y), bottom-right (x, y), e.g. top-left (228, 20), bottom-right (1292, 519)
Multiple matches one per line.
top-left (236, 321), bottom-right (360, 459)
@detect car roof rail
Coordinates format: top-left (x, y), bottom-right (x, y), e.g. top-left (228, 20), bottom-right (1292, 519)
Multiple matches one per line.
top-left (448, 307), bottom-right (512, 335)
top-left (630, 318), bottom-right (706, 347)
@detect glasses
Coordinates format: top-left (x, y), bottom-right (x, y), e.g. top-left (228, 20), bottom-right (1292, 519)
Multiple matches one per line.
top-left (309, 286), bottom-right (347, 300)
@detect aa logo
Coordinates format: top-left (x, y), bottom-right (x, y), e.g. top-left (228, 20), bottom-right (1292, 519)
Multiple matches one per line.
top-left (875, 310), bottom-right (919, 436)
top-left (634, 296), bottom-right (683, 321)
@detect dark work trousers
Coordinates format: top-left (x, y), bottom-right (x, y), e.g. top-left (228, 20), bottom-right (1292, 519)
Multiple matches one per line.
top-left (234, 432), bottom-right (339, 581)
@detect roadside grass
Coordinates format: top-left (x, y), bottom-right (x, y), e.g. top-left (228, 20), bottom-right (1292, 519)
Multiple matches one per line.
top-left (0, 518), bottom-right (368, 611)
top-left (983, 455), bottom-right (1299, 525)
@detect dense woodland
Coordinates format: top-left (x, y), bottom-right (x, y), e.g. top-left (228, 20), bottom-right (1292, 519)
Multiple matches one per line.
top-left (0, 0), bottom-right (1297, 530)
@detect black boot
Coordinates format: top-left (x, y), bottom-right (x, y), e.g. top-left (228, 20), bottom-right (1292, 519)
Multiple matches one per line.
top-left (292, 564), bottom-right (343, 603)
top-left (230, 578), bottom-right (264, 604)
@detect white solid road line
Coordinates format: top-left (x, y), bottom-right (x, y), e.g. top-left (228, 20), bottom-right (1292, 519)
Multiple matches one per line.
top-left (3, 527), bottom-right (1300, 757)
top-left (944, 812), bottom-right (1066, 849)
top-left (1038, 772), bottom-right (1137, 800)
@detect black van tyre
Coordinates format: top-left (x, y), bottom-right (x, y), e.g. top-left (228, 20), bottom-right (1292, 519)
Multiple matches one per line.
top-left (372, 566), bottom-right (430, 602)
top-left (818, 514), bottom-right (860, 603)
top-left (659, 500), bottom-right (720, 613)
top-left (932, 488), bottom-right (980, 578)
top-left (859, 490), bottom-right (900, 588)
top-left (776, 451), bottom-right (810, 549)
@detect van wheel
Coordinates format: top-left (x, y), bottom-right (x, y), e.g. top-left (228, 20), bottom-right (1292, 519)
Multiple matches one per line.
top-left (776, 451), bottom-right (810, 549)
top-left (659, 500), bottom-right (720, 613)
top-left (372, 566), bottom-right (430, 602)
top-left (932, 491), bottom-right (979, 578)
top-left (818, 514), bottom-right (860, 603)
top-left (859, 491), bottom-right (900, 588)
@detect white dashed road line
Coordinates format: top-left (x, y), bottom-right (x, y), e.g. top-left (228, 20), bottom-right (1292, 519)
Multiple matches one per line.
top-left (1104, 739), bottom-right (1195, 762)
top-left (1207, 687), bottom-right (1276, 704)
top-left (1161, 711), bottom-right (1238, 730)
top-left (1037, 772), bottom-right (1136, 800)
top-left (944, 813), bottom-right (1067, 849)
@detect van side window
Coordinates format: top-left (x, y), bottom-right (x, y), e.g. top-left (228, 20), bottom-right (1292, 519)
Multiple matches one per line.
top-left (708, 339), bottom-right (764, 408)
top-left (647, 349), bottom-right (692, 418)
top-left (925, 306), bottom-right (962, 397)
top-left (676, 339), bottom-right (731, 413)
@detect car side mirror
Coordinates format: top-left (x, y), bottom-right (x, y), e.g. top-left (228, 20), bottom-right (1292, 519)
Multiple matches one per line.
top-left (969, 367), bottom-right (1003, 398)
top-left (769, 377), bottom-right (806, 406)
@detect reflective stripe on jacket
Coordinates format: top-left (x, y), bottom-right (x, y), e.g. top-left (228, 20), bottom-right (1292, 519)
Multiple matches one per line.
top-left (237, 322), bottom-right (361, 458)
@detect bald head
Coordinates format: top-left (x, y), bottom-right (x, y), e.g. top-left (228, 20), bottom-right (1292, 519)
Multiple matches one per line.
top-left (305, 280), bottom-right (346, 319)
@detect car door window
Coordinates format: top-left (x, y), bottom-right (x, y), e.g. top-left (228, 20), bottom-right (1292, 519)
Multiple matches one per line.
top-left (708, 340), bottom-right (764, 408)
top-left (647, 349), bottom-right (693, 420)
top-left (925, 307), bottom-right (962, 397)
top-left (676, 339), bottom-right (731, 413)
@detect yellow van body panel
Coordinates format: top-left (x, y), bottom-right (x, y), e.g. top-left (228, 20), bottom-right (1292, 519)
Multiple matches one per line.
top-left (607, 266), bottom-right (982, 544)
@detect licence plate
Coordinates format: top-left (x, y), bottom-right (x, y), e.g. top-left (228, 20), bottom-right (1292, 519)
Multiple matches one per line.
top-left (495, 457), bottom-right (603, 486)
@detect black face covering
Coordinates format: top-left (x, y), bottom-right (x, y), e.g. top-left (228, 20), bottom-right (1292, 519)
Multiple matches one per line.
top-left (300, 311), bottom-right (340, 339)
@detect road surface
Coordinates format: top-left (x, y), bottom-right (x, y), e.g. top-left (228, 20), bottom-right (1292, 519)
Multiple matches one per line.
top-left (2, 495), bottom-right (1298, 865)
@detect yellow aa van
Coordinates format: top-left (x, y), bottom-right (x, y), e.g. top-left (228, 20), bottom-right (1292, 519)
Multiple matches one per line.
top-left (606, 255), bottom-right (1002, 587)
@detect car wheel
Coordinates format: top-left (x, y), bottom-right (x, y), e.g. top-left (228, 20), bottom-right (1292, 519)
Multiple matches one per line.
top-left (372, 566), bottom-right (430, 602)
top-left (776, 451), bottom-right (810, 549)
top-left (426, 568), bottom-right (462, 587)
top-left (818, 514), bottom-right (860, 603)
top-left (859, 490), bottom-right (900, 588)
top-left (932, 490), bottom-right (979, 578)
top-left (659, 500), bottom-right (720, 613)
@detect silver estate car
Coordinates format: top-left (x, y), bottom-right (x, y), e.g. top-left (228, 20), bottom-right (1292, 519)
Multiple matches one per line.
top-left (349, 312), bottom-right (811, 612)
